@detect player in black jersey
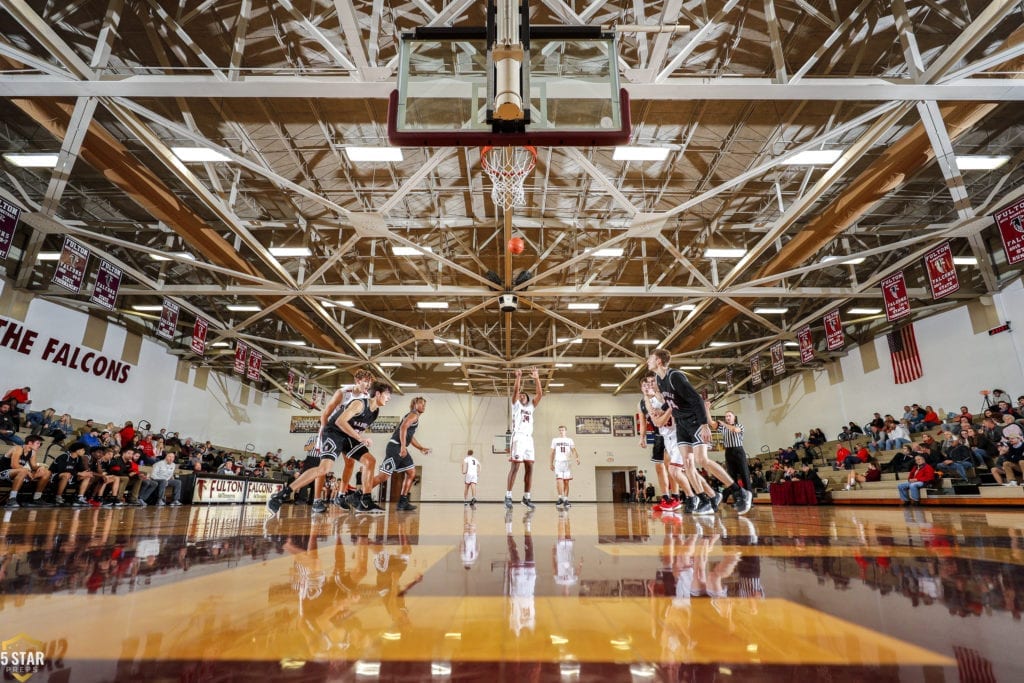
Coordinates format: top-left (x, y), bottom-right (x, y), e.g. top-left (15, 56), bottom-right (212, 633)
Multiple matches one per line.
top-left (268, 382), bottom-right (391, 516)
top-left (368, 397), bottom-right (431, 511)
top-left (321, 369), bottom-right (374, 509)
top-left (648, 348), bottom-right (752, 515)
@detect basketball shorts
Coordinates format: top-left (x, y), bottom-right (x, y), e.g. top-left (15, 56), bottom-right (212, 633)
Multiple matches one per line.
top-left (554, 459), bottom-right (572, 480)
top-left (320, 426), bottom-right (370, 462)
top-left (465, 474), bottom-right (478, 485)
top-left (663, 432), bottom-right (687, 468)
top-left (379, 442), bottom-right (415, 477)
top-left (510, 434), bottom-right (535, 462)
top-left (675, 421), bottom-right (708, 449)
top-left (650, 434), bottom-right (665, 463)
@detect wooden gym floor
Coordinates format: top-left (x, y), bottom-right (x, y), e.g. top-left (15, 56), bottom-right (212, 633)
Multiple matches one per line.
top-left (1, 502), bottom-right (1022, 682)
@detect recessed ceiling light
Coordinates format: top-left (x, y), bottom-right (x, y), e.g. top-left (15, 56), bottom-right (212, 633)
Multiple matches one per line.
top-left (149, 252), bottom-right (195, 261)
top-left (284, 340), bottom-right (307, 346)
top-left (613, 146), bottom-right (672, 161)
top-left (417, 301), bottom-right (449, 309)
top-left (955, 154), bottom-right (1010, 170)
top-left (717, 381), bottom-right (728, 385)
top-left (380, 362), bottom-right (402, 367)
top-left (3, 153), bottom-right (59, 168)
top-left (780, 149), bottom-right (843, 166)
top-left (171, 146), bottom-right (230, 163)
top-left (210, 342), bottom-right (230, 348)
top-left (396, 382), bottom-right (417, 387)
top-left (568, 302), bottom-right (600, 310)
top-left (392, 245), bottom-right (434, 256)
top-left (592, 248), bottom-right (624, 257)
top-left (662, 303), bottom-right (696, 311)
top-left (36, 252), bottom-right (62, 260)
top-left (549, 383), bottom-right (564, 387)
top-left (355, 338), bottom-right (381, 344)
top-left (600, 383), bottom-right (619, 387)
top-left (633, 339), bottom-right (659, 345)
top-left (324, 300), bottom-right (355, 308)
top-left (614, 362), bottom-right (636, 368)
top-left (704, 248), bottom-right (747, 258)
top-left (848, 307), bottom-right (882, 315)
top-left (443, 362), bottom-right (462, 367)
top-left (452, 381), bottom-right (469, 386)
top-left (131, 305), bottom-right (164, 311)
top-left (753, 307), bottom-right (789, 314)
top-left (555, 363), bottom-right (573, 368)
top-left (268, 246), bottom-right (312, 257)
top-left (345, 146), bottom-right (403, 162)
top-left (556, 337), bottom-right (583, 344)
top-left (313, 365), bottom-right (335, 370)
top-left (709, 341), bottom-right (730, 347)
top-left (226, 304), bottom-right (260, 312)
top-left (821, 255), bottom-right (866, 265)
top-left (784, 342), bottom-right (799, 347)
top-left (952, 256), bottom-right (977, 265)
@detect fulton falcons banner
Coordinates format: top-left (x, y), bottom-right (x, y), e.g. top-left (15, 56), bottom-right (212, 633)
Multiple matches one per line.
top-left (750, 357), bottom-right (762, 386)
top-left (770, 341), bottom-right (785, 376)
top-left (246, 349), bottom-right (263, 381)
top-left (156, 298), bottom-right (179, 340)
top-left (824, 309), bottom-right (845, 350)
top-left (234, 340), bottom-right (248, 374)
top-left (52, 236), bottom-right (90, 293)
top-left (286, 369), bottom-right (295, 394)
top-left (0, 198), bottom-right (21, 259)
top-left (881, 271), bottom-right (911, 322)
top-left (88, 259), bottom-right (122, 311)
top-left (190, 317), bottom-right (208, 356)
top-left (994, 196), bottom-right (1024, 265)
top-left (923, 242), bottom-right (960, 300)
top-left (797, 326), bottom-right (814, 363)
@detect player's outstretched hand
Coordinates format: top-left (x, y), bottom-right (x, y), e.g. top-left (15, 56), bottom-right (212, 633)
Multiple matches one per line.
top-left (515, 368), bottom-right (522, 379)
top-left (530, 368), bottom-right (540, 380)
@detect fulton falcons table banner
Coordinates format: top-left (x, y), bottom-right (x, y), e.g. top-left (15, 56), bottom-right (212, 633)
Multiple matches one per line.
top-left (824, 309), bottom-right (845, 350)
top-left (0, 198), bottom-right (21, 259)
top-left (797, 326), bottom-right (814, 364)
top-left (52, 236), bottom-right (90, 293)
top-left (234, 340), bottom-right (248, 374)
top-left (881, 271), bottom-right (911, 322)
top-left (190, 317), bottom-right (208, 356)
top-left (246, 349), bottom-right (263, 381)
top-left (924, 242), bottom-right (960, 300)
top-left (750, 357), bottom-right (762, 386)
top-left (88, 259), bottom-right (122, 311)
top-left (156, 298), bottom-right (179, 340)
top-left (770, 341), bottom-right (785, 376)
top-left (994, 196), bottom-right (1024, 265)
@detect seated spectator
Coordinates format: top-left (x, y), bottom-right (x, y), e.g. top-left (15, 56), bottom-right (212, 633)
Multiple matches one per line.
top-left (992, 425), bottom-right (1024, 486)
top-left (26, 407), bottom-right (56, 436)
top-left (837, 425), bottom-right (854, 442)
top-left (855, 444), bottom-right (871, 463)
top-left (81, 428), bottom-right (103, 449)
top-left (835, 444), bottom-right (859, 470)
top-left (2, 386), bottom-right (31, 414)
top-left (49, 442), bottom-right (95, 506)
top-left (104, 448), bottom-right (134, 502)
top-left (1, 435), bottom-right (51, 507)
top-left (937, 431), bottom-right (975, 481)
top-left (118, 420), bottom-right (136, 448)
top-left (918, 433), bottom-right (942, 463)
top-left (137, 434), bottom-right (155, 464)
top-left (883, 444), bottom-right (916, 478)
top-left (871, 420), bottom-right (911, 452)
top-left (51, 413), bottom-right (74, 444)
top-left (997, 400), bottom-right (1019, 419)
top-left (908, 404), bottom-right (928, 433)
top-left (120, 447), bottom-right (149, 505)
top-left (74, 419), bottom-right (96, 440)
top-left (217, 457), bottom-right (236, 475)
top-left (139, 452), bottom-right (182, 505)
top-left (844, 459), bottom-right (881, 490)
top-left (792, 432), bottom-right (805, 449)
top-left (778, 447), bottom-right (798, 468)
top-left (88, 447), bottom-right (124, 507)
top-left (922, 406), bottom-right (942, 429)
top-left (187, 451), bottom-right (202, 472)
top-left (962, 425), bottom-right (995, 468)
top-left (799, 463), bottom-right (828, 495)
top-left (897, 455), bottom-right (936, 505)
top-left (847, 421), bottom-right (864, 435)
top-left (0, 402), bottom-right (24, 446)
top-left (807, 428), bottom-right (827, 446)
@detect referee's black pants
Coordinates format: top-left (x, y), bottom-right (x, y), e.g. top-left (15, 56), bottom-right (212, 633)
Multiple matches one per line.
top-left (724, 446), bottom-right (751, 490)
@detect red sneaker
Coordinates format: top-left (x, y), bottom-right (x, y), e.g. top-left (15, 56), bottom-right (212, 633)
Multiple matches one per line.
top-left (662, 498), bottom-right (682, 511)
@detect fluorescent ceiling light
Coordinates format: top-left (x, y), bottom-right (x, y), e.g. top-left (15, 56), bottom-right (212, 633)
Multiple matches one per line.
top-left (679, 365), bottom-right (702, 370)
top-left (417, 301), bottom-right (449, 309)
top-left (821, 255), bottom-right (866, 265)
top-left (354, 338), bottom-right (381, 344)
top-left (4, 153), bottom-right (59, 168)
top-left (313, 365), bottom-right (335, 370)
top-left (226, 304), bottom-right (260, 312)
top-left (268, 246), bottom-right (312, 257)
top-left (753, 307), bottom-right (789, 314)
top-left (396, 382), bottom-right (417, 387)
top-left (704, 248), bottom-right (747, 258)
top-left (955, 154), bottom-right (1010, 170)
top-left (556, 337), bottom-right (583, 344)
top-left (613, 146), bottom-right (671, 161)
top-left (614, 362), bottom-right (636, 368)
top-left (952, 256), bottom-right (976, 265)
top-left (380, 362), bottom-right (402, 367)
top-left (717, 381), bottom-right (727, 385)
top-left (392, 245), bottom-right (434, 256)
top-left (633, 339), bottom-right (659, 345)
top-left (548, 383), bottom-right (564, 387)
top-left (709, 341), bottom-right (730, 347)
top-left (600, 383), bottom-right (619, 387)
top-left (36, 252), bottom-right (62, 260)
top-left (568, 303), bottom-right (600, 310)
top-left (780, 149), bottom-right (843, 166)
top-left (345, 146), bottom-right (403, 162)
top-left (662, 303), bottom-right (696, 311)
top-left (283, 340), bottom-right (306, 346)
top-left (130, 305), bottom-right (164, 312)
top-left (210, 342), bottom-right (230, 348)
top-left (171, 146), bottom-right (230, 163)
top-left (592, 248), bottom-right (624, 257)
top-left (324, 300), bottom-right (355, 308)
top-left (784, 341), bottom-right (799, 347)
top-left (848, 307), bottom-right (882, 315)
top-left (443, 362), bottom-right (462, 367)
top-left (555, 363), bottom-right (573, 368)
top-left (435, 337), bottom-right (459, 344)
top-left (452, 382), bottom-right (469, 386)
top-left (149, 252), bottom-right (195, 261)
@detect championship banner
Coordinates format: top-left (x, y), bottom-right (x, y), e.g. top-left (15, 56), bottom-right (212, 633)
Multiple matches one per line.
top-left (233, 340), bottom-right (248, 374)
top-left (52, 236), bottom-right (89, 293)
top-left (88, 259), bottom-right (122, 311)
top-left (156, 298), bottom-right (179, 340)
top-left (750, 357), bottom-right (762, 386)
top-left (0, 198), bottom-right (21, 259)
top-left (770, 341), bottom-right (785, 376)
top-left (923, 242), bottom-right (960, 300)
top-left (881, 271), bottom-right (911, 322)
top-left (797, 326), bottom-right (814, 364)
top-left (246, 349), bottom-right (262, 381)
top-left (190, 317), bottom-right (208, 356)
top-left (286, 369), bottom-right (295, 394)
top-left (994, 196), bottom-right (1024, 265)
top-left (824, 309), bottom-right (845, 351)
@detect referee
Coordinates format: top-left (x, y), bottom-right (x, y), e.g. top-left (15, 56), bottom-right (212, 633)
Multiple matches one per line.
top-left (708, 408), bottom-right (751, 500)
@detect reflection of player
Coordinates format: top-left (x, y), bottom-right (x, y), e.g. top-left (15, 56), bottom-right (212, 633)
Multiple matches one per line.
top-left (506, 512), bottom-right (536, 636)
top-left (549, 426), bottom-right (579, 508)
top-left (460, 505), bottom-right (478, 568)
top-left (552, 509), bottom-right (581, 594)
top-left (506, 369), bottom-right (542, 509)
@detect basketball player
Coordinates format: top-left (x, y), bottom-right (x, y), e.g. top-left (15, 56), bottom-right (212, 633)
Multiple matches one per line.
top-left (553, 507), bottom-right (581, 595)
top-left (648, 349), bottom-right (752, 515)
top-left (506, 368), bottom-right (542, 509)
top-left (639, 375), bottom-right (683, 511)
top-left (319, 369), bottom-right (374, 509)
top-left (462, 449), bottom-right (480, 506)
top-left (268, 382), bottom-right (391, 516)
top-left (460, 505), bottom-right (479, 569)
top-left (368, 397), bottom-right (431, 511)
top-left (642, 373), bottom-right (710, 514)
top-left (1, 435), bottom-right (51, 507)
top-left (549, 426), bottom-right (579, 508)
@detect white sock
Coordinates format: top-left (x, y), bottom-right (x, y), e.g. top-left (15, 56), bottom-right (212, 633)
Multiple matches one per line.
top-left (524, 492), bottom-right (531, 500)
top-left (506, 491), bottom-right (512, 498)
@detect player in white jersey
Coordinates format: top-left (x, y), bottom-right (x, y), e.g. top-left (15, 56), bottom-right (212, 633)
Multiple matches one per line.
top-left (641, 373), bottom-right (698, 513)
top-left (506, 513), bottom-right (536, 636)
top-left (549, 426), bottom-right (580, 508)
top-left (553, 507), bottom-right (581, 594)
top-left (321, 369), bottom-right (373, 510)
top-left (460, 505), bottom-right (478, 568)
top-left (462, 449), bottom-right (480, 506)
top-left (505, 368), bottom-right (542, 509)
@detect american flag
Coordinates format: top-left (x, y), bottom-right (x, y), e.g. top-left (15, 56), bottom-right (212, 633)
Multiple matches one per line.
top-left (886, 323), bottom-right (922, 384)
top-left (953, 646), bottom-right (997, 683)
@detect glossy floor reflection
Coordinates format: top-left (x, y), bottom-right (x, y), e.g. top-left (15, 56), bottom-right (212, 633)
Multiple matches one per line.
top-left (2, 502), bottom-right (1023, 681)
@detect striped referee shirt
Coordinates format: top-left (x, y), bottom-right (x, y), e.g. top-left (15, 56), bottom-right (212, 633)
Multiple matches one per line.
top-left (718, 422), bottom-right (745, 449)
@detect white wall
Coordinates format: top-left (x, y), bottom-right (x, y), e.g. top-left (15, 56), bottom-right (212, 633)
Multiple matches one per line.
top-left (737, 281), bottom-right (1024, 453)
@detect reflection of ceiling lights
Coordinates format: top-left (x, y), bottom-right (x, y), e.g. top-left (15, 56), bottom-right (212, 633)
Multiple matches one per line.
top-left (780, 149), bottom-right (842, 166)
top-left (268, 246), bottom-right (312, 257)
top-left (345, 146), bottom-right (403, 162)
top-left (613, 146), bottom-right (671, 161)
top-left (704, 248), bottom-right (747, 258)
top-left (3, 153), bottom-right (59, 167)
top-left (848, 307), bottom-right (882, 315)
top-left (171, 146), bottom-right (230, 163)
top-left (955, 155), bottom-right (1010, 170)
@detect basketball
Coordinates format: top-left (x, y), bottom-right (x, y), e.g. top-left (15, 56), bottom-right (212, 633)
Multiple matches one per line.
top-left (508, 237), bottom-right (525, 255)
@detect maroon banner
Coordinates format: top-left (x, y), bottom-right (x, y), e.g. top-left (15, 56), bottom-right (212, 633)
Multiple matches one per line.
top-left (770, 341), bottom-right (785, 376)
top-left (246, 349), bottom-right (262, 381)
top-left (994, 196), bottom-right (1024, 265)
top-left (923, 242), bottom-right (960, 300)
top-left (156, 298), bottom-right (179, 341)
top-left (88, 259), bottom-right (122, 311)
top-left (52, 236), bottom-right (89, 293)
top-left (797, 326), bottom-right (814, 364)
top-left (234, 341), bottom-right (248, 374)
top-left (190, 317), bottom-right (208, 356)
top-left (881, 271), bottom-right (911, 322)
top-left (296, 375), bottom-right (307, 398)
top-left (823, 309), bottom-right (844, 350)
top-left (0, 198), bottom-right (21, 259)
top-left (750, 357), bottom-right (762, 386)
top-left (286, 370), bottom-right (295, 394)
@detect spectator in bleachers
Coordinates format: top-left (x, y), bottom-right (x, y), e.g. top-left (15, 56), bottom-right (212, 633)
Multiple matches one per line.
top-left (981, 416), bottom-right (1004, 445)
top-left (792, 432), bottom-right (805, 448)
top-left (962, 425), bottom-right (996, 467)
top-left (121, 448), bottom-right (149, 505)
top-left (0, 402), bottom-right (24, 446)
top-left (74, 419), bottom-right (95, 440)
top-left (49, 442), bottom-right (95, 506)
top-left (81, 428), bottom-right (102, 449)
top-left (922, 406), bottom-right (942, 430)
top-left (808, 428), bottom-right (827, 446)
top-left (26, 407), bottom-right (56, 435)
top-left (897, 454), bottom-right (936, 505)
top-left (937, 431), bottom-right (975, 481)
top-left (844, 458), bottom-right (881, 490)
top-left (187, 451), bottom-right (202, 471)
top-left (992, 425), bottom-right (1024, 486)
top-left (847, 421), bottom-right (864, 435)
top-left (86, 447), bottom-right (123, 507)
top-left (918, 433), bottom-right (942, 462)
top-left (52, 413), bottom-right (73, 443)
top-left (883, 444), bottom-right (916, 477)
top-left (1001, 413), bottom-right (1018, 431)
top-left (139, 452), bottom-right (182, 505)
top-left (902, 405), bottom-right (916, 422)
top-left (118, 420), bottom-right (135, 447)
top-left (997, 400), bottom-right (1019, 419)
top-left (799, 463), bottom-right (829, 498)
top-left (908, 404), bottom-right (928, 433)
top-left (217, 457), bottom-right (236, 475)
top-left (838, 425), bottom-right (855, 441)
top-left (1, 435), bottom-right (50, 507)
top-left (137, 434), bottom-right (155, 463)
top-left (2, 386), bottom-right (31, 412)
top-left (836, 444), bottom-right (859, 469)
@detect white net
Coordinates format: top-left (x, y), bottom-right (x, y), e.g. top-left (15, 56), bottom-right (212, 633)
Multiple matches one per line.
top-left (481, 146), bottom-right (537, 211)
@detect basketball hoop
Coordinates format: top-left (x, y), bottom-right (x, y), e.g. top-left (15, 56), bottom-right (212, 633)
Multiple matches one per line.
top-left (481, 145), bottom-right (537, 211)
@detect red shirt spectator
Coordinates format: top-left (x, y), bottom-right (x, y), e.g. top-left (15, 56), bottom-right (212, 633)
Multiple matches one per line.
top-left (909, 463), bottom-right (936, 483)
top-left (835, 445), bottom-right (851, 466)
top-left (2, 387), bottom-right (30, 404)
top-left (138, 436), bottom-right (155, 459)
top-left (856, 446), bottom-right (870, 463)
top-left (119, 422), bottom-right (136, 447)
top-left (923, 409), bottom-right (941, 425)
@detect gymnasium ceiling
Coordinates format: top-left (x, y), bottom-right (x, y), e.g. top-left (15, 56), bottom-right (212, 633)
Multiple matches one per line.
top-left (1, 0), bottom-right (1023, 397)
